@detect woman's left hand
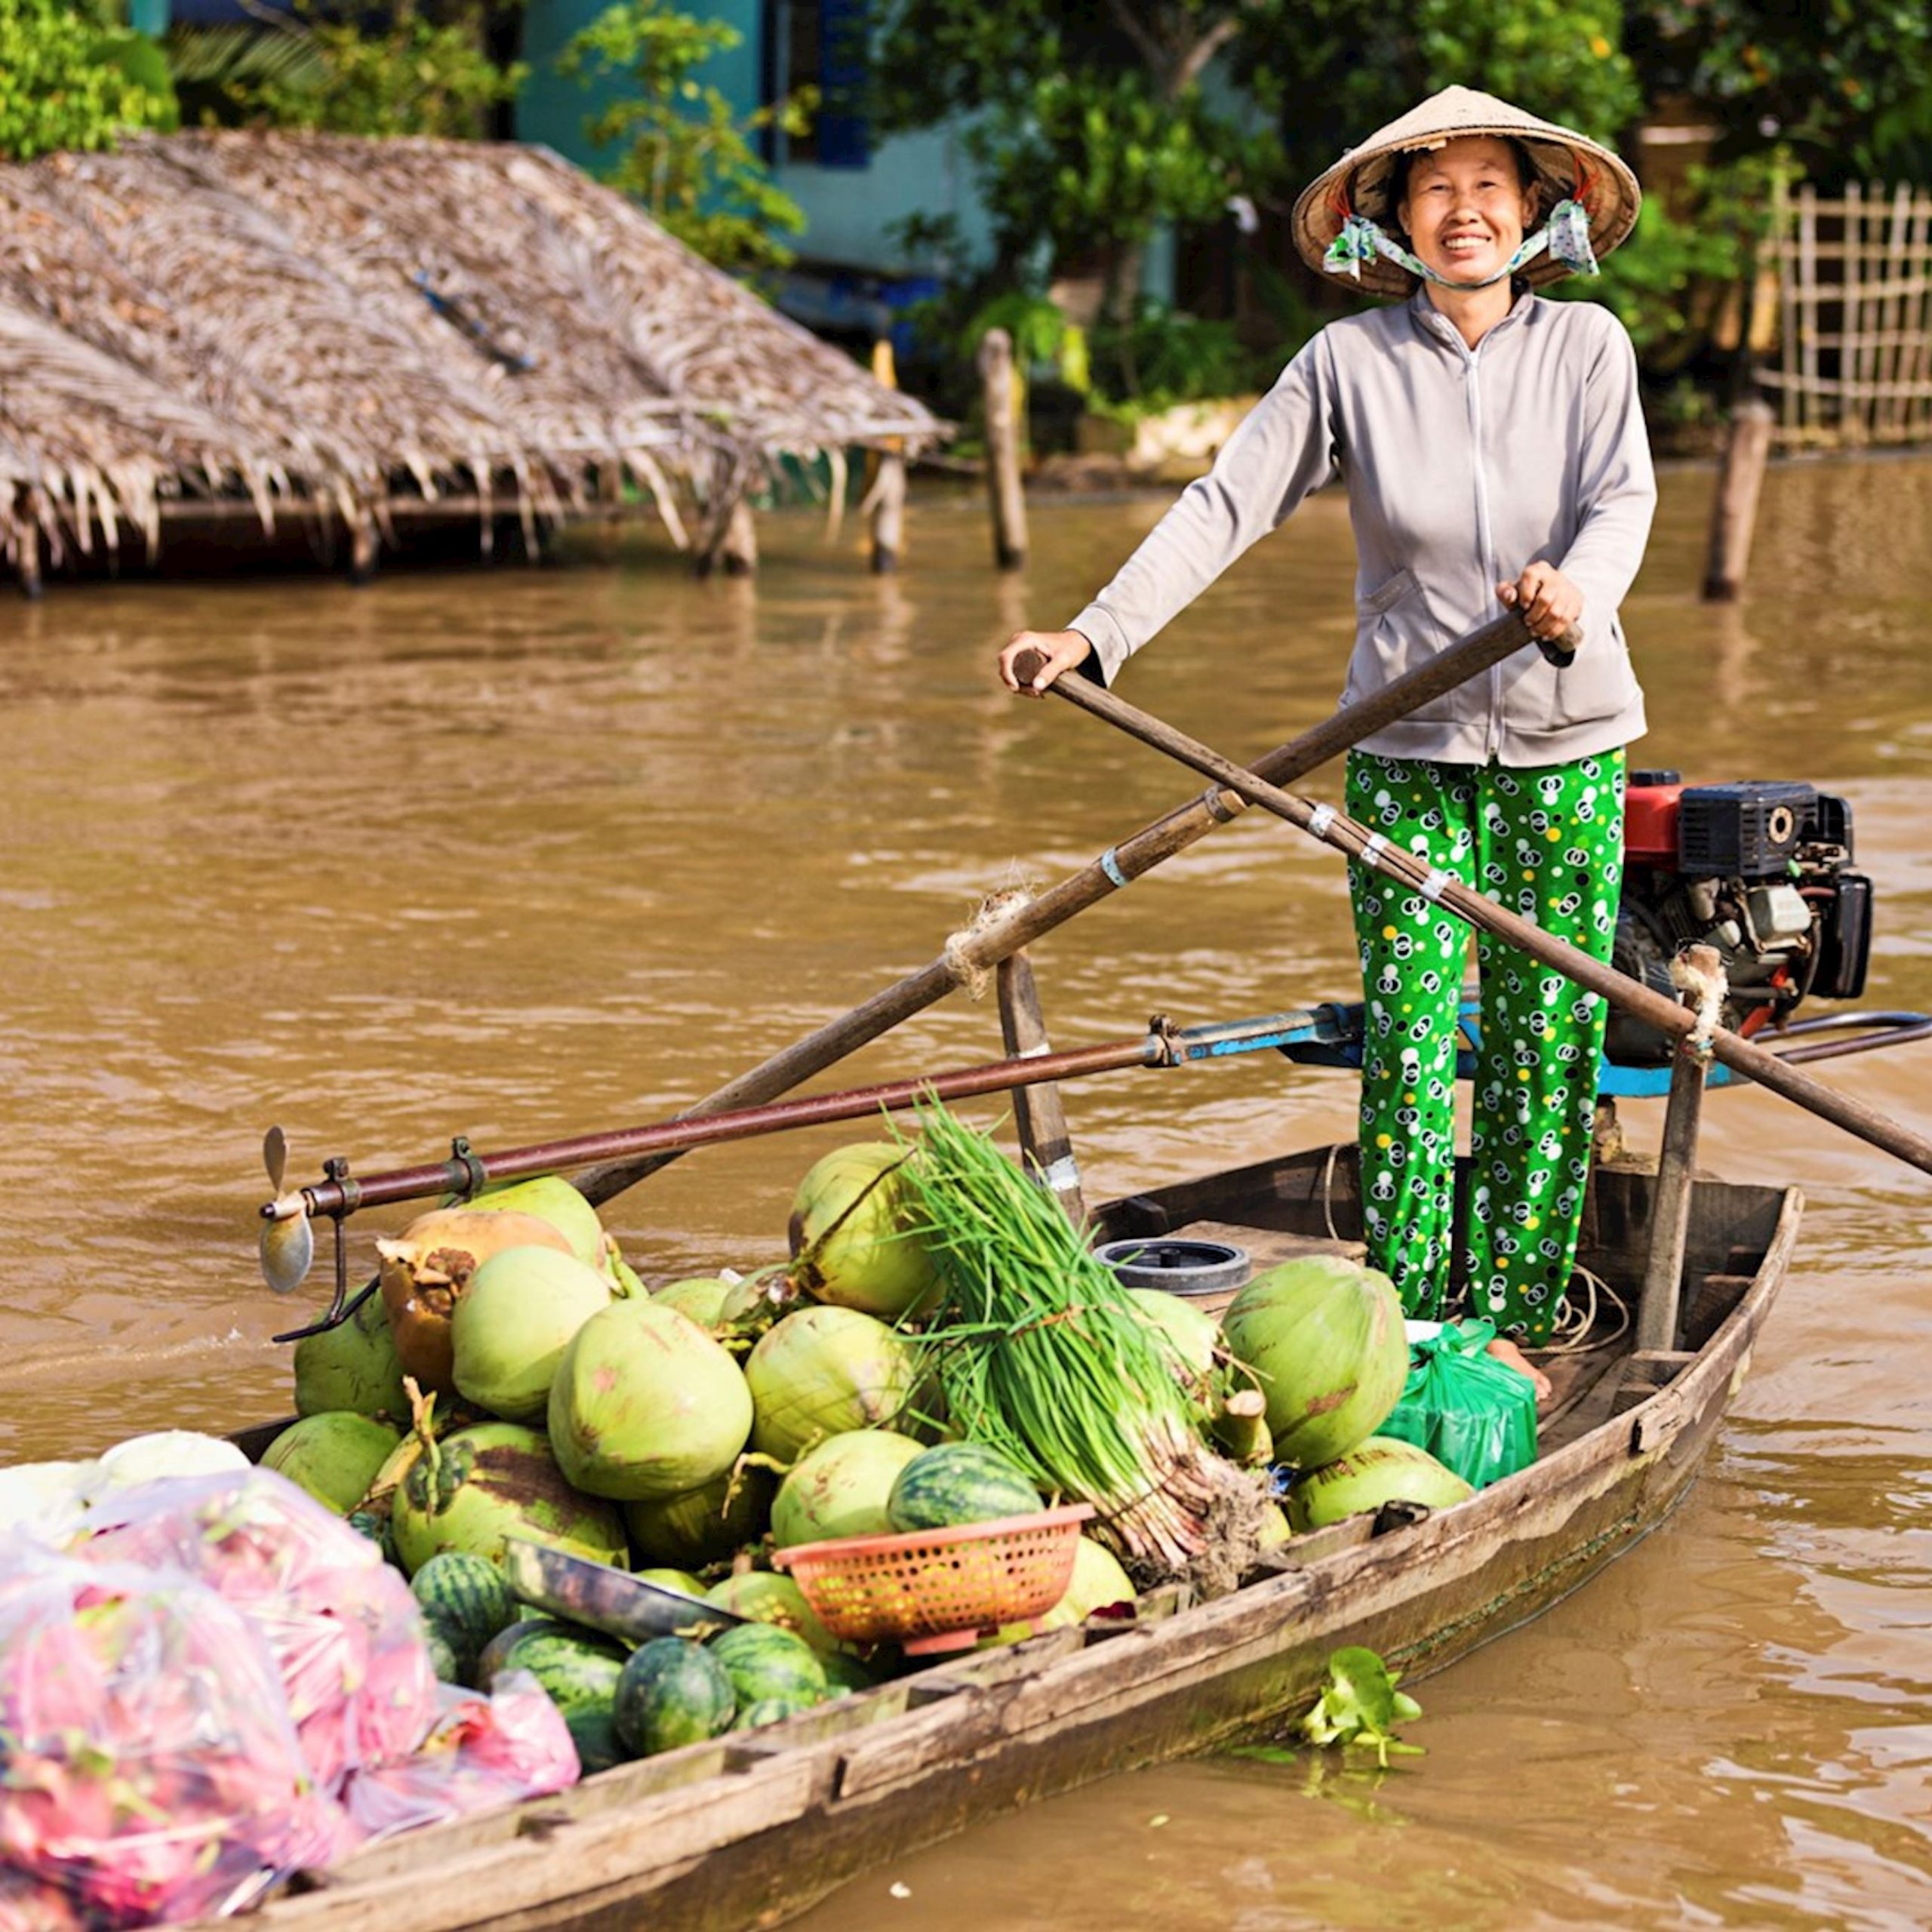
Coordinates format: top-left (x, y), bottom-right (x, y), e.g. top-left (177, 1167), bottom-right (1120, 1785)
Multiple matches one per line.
top-left (1498, 563), bottom-right (1583, 643)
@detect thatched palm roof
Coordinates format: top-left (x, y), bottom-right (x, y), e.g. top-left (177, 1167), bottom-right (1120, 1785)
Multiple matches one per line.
top-left (0, 131), bottom-right (944, 580)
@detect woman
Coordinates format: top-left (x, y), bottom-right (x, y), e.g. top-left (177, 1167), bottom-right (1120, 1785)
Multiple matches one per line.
top-left (998, 86), bottom-right (1654, 1354)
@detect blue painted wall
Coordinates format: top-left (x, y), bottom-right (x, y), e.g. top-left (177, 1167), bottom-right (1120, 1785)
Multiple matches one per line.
top-left (516, 0), bottom-right (986, 281)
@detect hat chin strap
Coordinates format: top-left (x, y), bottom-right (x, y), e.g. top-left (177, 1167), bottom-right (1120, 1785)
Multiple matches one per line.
top-left (1323, 200), bottom-right (1600, 288)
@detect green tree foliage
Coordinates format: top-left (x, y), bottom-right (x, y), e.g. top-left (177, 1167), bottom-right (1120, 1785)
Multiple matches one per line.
top-left (1627, 2), bottom-right (1932, 183)
top-left (0, 0), bottom-right (174, 161)
top-left (1231, 0), bottom-right (1641, 197)
top-left (183, 3), bottom-right (525, 140)
top-left (559, 3), bottom-right (812, 275)
top-left (875, 0), bottom-right (1278, 299)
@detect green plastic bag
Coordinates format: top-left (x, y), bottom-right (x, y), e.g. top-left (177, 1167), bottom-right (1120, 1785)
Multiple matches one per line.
top-left (1380, 1319), bottom-right (1537, 1491)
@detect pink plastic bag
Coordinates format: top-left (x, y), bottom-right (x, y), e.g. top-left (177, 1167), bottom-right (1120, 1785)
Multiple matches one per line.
top-left (73, 1469), bottom-right (438, 1792)
top-left (337, 1672), bottom-right (581, 1847)
top-left (0, 1554), bottom-right (339, 1929)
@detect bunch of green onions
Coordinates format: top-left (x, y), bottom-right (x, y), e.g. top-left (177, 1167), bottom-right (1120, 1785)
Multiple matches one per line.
top-left (895, 1096), bottom-right (1244, 1577)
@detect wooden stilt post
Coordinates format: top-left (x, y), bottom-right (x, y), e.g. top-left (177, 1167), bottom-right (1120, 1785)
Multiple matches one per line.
top-left (347, 509), bottom-right (379, 586)
top-left (17, 528), bottom-right (43, 600)
top-left (1636, 945), bottom-right (1720, 1352)
top-left (721, 498), bottom-right (758, 578)
top-left (869, 339), bottom-right (907, 574)
top-left (977, 327), bottom-right (1028, 571)
top-left (1700, 398), bottom-right (1775, 602)
top-left (995, 950), bottom-right (1086, 1225)
top-left (870, 454), bottom-right (906, 574)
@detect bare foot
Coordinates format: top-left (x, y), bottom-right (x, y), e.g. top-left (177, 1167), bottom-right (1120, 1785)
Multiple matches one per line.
top-left (1486, 1335), bottom-right (1553, 1404)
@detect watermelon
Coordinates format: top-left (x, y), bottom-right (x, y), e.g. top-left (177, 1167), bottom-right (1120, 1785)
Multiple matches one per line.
top-left (565, 1703), bottom-right (629, 1775)
top-left (614, 1638), bottom-right (737, 1757)
top-left (410, 1551), bottom-right (518, 1666)
top-left (708, 1623), bottom-right (826, 1709)
top-left (886, 1442), bottom-right (1042, 1532)
top-left (817, 1651), bottom-right (876, 1698)
top-left (475, 1617), bottom-right (626, 1715)
top-left (423, 1621), bottom-right (464, 1684)
top-left (474, 1616), bottom-right (556, 1689)
top-left (734, 1694), bottom-right (816, 1730)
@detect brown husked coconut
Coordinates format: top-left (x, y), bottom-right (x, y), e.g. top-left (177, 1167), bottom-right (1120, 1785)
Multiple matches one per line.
top-left (377, 1208), bottom-right (572, 1395)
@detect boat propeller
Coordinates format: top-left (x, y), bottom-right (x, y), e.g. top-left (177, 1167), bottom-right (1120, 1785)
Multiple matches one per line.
top-left (259, 1125), bottom-right (315, 1295)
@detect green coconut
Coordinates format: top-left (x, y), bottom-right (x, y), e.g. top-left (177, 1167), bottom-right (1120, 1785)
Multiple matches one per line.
top-left (705, 1571), bottom-right (844, 1657)
top-left (1287, 1436), bottom-right (1475, 1531)
top-left (771, 1429), bottom-right (925, 1549)
top-left (445, 1175), bottom-right (606, 1268)
top-left (652, 1277), bottom-right (734, 1329)
top-left (1220, 1255), bottom-right (1409, 1470)
top-left (625, 1466), bottom-right (775, 1571)
top-left (787, 1141), bottom-right (944, 1320)
top-left (377, 1207), bottom-right (576, 1398)
top-left (549, 1300), bottom-right (754, 1502)
top-left (392, 1420), bottom-right (628, 1575)
top-left (450, 1245), bottom-right (614, 1423)
top-left (292, 1289), bottom-right (410, 1422)
top-left (744, 1306), bottom-right (923, 1463)
top-left (982, 1536), bottom-right (1136, 1647)
top-left (1257, 1501), bottom-right (1292, 1551)
top-left (1125, 1287), bottom-right (1222, 1393)
top-left (261, 1412), bottom-right (402, 1515)
top-left (636, 1567), bottom-right (707, 1597)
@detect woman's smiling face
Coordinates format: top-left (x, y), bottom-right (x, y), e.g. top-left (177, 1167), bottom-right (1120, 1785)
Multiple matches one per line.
top-left (1397, 135), bottom-right (1539, 286)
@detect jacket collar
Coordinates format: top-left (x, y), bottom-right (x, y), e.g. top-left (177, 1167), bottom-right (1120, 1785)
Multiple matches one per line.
top-left (1405, 284), bottom-right (1537, 353)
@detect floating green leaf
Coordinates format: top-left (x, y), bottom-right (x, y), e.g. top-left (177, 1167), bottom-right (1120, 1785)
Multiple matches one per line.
top-left (1297, 1645), bottom-right (1423, 1768)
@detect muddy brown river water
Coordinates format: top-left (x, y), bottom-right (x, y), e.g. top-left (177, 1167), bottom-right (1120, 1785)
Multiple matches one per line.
top-left (4, 460), bottom-right (1931, 1929)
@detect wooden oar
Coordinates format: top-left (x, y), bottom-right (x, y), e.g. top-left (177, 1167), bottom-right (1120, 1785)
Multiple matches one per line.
top-left (1032, 658), bottom-right (1932, 1179)
top-left (571, 608), bottom-right (1556, 1208)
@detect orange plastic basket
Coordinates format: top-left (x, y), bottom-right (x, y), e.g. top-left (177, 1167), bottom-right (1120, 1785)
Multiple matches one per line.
top-left (771, 1504), bottom-right (1094, 1654)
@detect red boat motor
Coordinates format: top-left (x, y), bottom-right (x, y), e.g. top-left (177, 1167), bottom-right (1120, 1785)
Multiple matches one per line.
top-left (1609, 774), bottom-right (1873, 1064)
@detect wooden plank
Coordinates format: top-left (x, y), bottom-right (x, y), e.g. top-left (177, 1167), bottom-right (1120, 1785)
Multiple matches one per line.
top-left (995, 950), bottom-right (1085, 1223)
top-left (1844, 183), bottom-right (1866, 441)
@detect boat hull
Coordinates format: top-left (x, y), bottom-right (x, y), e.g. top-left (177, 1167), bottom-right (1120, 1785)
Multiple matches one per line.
top-left (238, 1149), bottom-right (1802, 1932)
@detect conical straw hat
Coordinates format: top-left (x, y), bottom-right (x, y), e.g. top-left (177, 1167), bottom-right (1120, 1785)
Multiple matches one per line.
top-left (1291, 85), bottom-right (1641, 299)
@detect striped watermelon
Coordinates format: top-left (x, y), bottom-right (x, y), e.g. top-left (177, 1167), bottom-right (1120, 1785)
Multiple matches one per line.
top-left (734, 1694), bottom-right (816, 1730)
top-left (475, 1617), bottom-right (627, 1720)
top-left (411, 1551), bottom-right (518, 1666)
top-left (423, 1622), bottom-right (463, 1684)
top-left (614, 1638), bottom-right (736, 1757)
top-left (886, 1443), bottom-right (1041, 1532)
top-left (474, 1616), bottom-right (556, 1690)
top-left (708, 1624), bottom-right (826, 1709)
top-left (816, 1651), bottom-right (875, 1699)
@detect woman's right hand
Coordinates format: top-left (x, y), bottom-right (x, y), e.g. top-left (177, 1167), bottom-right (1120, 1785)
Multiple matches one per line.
top-left (997, 628), bottom-right (1094, 697)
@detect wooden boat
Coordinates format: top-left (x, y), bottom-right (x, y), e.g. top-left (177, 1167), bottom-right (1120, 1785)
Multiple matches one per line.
top-left (232, 1131), bottom-right (1801, 1932)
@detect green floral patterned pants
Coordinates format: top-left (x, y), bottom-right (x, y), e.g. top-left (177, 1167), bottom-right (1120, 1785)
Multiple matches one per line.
top-left (1346, 749), bottom-right (1626, 1343)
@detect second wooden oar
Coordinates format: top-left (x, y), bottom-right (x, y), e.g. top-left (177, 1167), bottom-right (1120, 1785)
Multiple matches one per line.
top-left (1035, 660), bottom-right (1932, 1180)
top-left (573, 608), bottom-right (1558, 1208)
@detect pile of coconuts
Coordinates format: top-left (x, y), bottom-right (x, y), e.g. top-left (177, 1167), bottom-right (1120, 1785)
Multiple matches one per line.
top-left (268, 1138), bottom-right (1475, 1765)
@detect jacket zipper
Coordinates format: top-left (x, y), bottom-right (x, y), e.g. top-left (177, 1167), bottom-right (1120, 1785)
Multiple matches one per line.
top-left (1458, 332), bottom-right (1503, 763)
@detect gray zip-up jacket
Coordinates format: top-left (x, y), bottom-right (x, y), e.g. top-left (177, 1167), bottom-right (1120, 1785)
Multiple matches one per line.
top-left (1067, 289), bottom-right (1655, 767)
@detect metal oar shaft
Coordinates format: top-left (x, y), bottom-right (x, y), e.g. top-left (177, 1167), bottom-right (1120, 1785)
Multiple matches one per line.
top-left (285, 1032), bottom-right (1171, 1220)
top-left (1048, 674), bottom-right (1932, 1180)
top-left (572, 610), bottom-right (1549, 1208)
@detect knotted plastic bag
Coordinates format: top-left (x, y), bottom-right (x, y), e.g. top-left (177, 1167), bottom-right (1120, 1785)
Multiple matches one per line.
top-left (1380, 1318), bottom-right (1537, 1491)
top-left (0, 1550), bottom-right (338, 1927)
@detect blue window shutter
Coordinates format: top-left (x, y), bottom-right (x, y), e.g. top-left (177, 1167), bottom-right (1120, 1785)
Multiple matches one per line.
top-left (816, 0), bottom-right (869, 170)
